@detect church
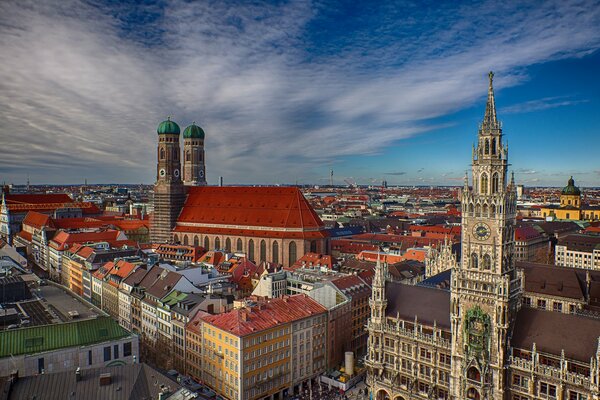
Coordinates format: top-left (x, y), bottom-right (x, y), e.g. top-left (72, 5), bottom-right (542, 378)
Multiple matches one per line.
top-left (366, 73), bottom-right (600, 400)
top-left (149, 119), bottom-right (328, 267)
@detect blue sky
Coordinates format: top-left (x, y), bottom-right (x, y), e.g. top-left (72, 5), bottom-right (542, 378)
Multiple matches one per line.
top-left (0, 0), bottom-right (599, 186)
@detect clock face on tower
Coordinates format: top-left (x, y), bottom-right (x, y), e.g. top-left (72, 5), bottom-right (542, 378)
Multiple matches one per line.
top-left (199, 170), bottom-right (204, 178)
top-left (174, 168), bottom-right (180, 178)
top-left (473, 222), bottom-right (491, 240)
top-left (159, 168), bottom-right (166, 177)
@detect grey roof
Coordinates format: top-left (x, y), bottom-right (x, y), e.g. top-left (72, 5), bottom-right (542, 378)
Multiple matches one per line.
top-left (385, 281), bottom-right (451, 329)
top-left (512, 307), bottom-right (600, 363)
top-left (7, 363), bottom-right (182, 400)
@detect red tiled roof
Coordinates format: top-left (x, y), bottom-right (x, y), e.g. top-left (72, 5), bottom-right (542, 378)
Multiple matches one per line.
top-left (49, 230), bottom-right (125, 251)
top-left (17, 230), bottom-right (32, 242)
top-left (202, 295), bottom-right (327, 337)
top-left (174, 225), bottom-right (327, 239)
top-left (515, 226), bottom-right (544, 241)
top-left (177, 187), bottom-right (325, 234)
top-left (291, 253), bottom-right (336, 270)
top-left (22, 211), bottom-right (55, 229)
top-left (5, 193), bottom-right (72, 205)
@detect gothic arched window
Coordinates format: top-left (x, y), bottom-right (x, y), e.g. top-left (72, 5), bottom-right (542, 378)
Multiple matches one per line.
top-left (481, 173), bottom-right (488, 195)
top-left (237, 238), bottom-right (243, 252)
top-left (471, 253), bottom-right (478, 269)
top-left (469, 203), bottom-right (474, 214)
top-left (289, 241), bottom-right (297, 265)
top-left (491, 138), bottom-right (497, 155)
top-left (272, 241), bottom-right (279, 264)
top-left (215, 237), bottom-right (221, 250)
top-left (485, 139), bottom-right (490, 154)
top-left (310, 240), bottom-right (317, 253)
top-left (467, 366), bottom-right (481, 381)
top-left (248, 239), bottom-right (255, 261)
top-left (490, 204), bottom-right (496, 214)
top-left (160, 148), bottom-right (165, 160)
top-left (185, 151), bottom-right (191, 162)
top-left (483, 254), bottom-right (492, 270)
top-left (204, 237), bottom-right (210, 250)
top-left (225, 238), bottom-right (232, 252)
top-left (475, 204), bottom-right (481, 217)
top-left (482, 204), bottom-right (489, 216)
top-left (173, 234), bottom-right (179, 243)
top-left (183, 235), bottom-right (189, 246)
top-left (193, 235), bottom-right (199, 247)
top-left (260, 240), bottom-right (267, 262)
top-left (492, 172), bottom-right (499, 194)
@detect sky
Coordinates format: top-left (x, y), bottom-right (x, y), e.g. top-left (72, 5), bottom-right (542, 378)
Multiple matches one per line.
top-left (0, 0), bottom-right (599, 187)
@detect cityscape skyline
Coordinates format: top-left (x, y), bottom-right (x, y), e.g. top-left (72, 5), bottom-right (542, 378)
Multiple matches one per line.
top-left (1, 0), bottom-right (600, 186)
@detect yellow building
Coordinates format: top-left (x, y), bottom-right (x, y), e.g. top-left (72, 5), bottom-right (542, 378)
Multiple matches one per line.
top-left (200, 295), bottom-right (327, 400)
top-left (540, 176), bottom-right (600, 221)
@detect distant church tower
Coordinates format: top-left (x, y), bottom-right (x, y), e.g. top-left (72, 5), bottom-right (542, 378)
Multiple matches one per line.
top-left (182, 122), bottom-right (207, 186)
top-left (150, 117), bottom-right (186, 243)
top-left (450, 72), bottom-right (522, 399)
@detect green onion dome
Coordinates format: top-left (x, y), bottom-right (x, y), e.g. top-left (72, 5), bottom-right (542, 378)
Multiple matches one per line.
top-left (157, 117), bottom-right (181, 135)
top-left (183, 122), bottom-right (205, 139)
top-left (561, 176), bottom-right (581, 196)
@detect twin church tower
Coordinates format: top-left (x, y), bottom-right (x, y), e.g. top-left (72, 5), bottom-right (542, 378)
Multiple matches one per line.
top-left (151, 118), bottom-right (206, 242)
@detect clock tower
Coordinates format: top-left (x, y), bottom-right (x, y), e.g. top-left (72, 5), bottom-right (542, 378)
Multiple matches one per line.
top-left (449, 72), bottom-right (522, 399)
top-left (150, 117), bottom-right (186, 243)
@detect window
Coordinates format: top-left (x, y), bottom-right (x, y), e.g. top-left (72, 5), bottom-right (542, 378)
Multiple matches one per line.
top-left (124, 342), bottom-right (132, 357)
top-left (160, 148), bottom-right (165, 160)
top-left (114, 344), bottom-right (119, 359)
top-left (512, 373), bottom-right (528, 388)
top-left (183, 235), bottom-right (189, 246)
top-left (272, 241), bottom-right (279, 264)
top-left (104, 346), bottom-right (111, 362)
top-left (38, 358), bottom-right (45, 374)
top-left (204, 237), bottom-right (210, 250)
top-left (483, 254), bottom-right (492, 270)
top-left (537, 299), bottom-right (547, 310)
top-left (481, 173), bottom-right (488, 194)
top-left (289, 241), bottom-right (297, 264)
top-left (248, 239), bottom-right (255, 261)
top-left (237, 238), bottom-right (243, 252)
top-left (193, 235), bottom-right (199, 246)
top-left (540, 382), bottom-right (557, 398)
top-left (491, 138), bottom-right (496, 155)
top-left (215, 237), bottom-right (221, 249)
top-left (569, 390), bottom-right (587, 400)
top-left (485, 139), bottom-right (490, 154)
top-left (492, 172), bottom-right (499, 194)
top-left (260, 240), bottom-right (266, 262)
top-left (88, 350), bottom-right (93, 365)
top-left (471, 253), bottom-right (478, 269)
top-left (225, 238), bottom-right (232, 252)
top-left (553, 302), bottom-right (562, 312)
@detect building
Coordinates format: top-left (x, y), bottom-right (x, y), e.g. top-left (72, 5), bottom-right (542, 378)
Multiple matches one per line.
top-left (555, 234), bottom-right (600, 270)
top-left (148, 118), bottom-right (329, 266)
top-left (201, 295), bottom-right (327, 400)
top-left (0, 191), bottom-right (100, 245)
top-left (365, 72), bottom-right (600, 400)
top-left (513, 225), bottom-right (550, 262)
top-left (3, 362), bottom-right (189, 400)
top-left (539, 177), bottom-right (600, 221)
top-left (0, 316), bottom-right (138, 377)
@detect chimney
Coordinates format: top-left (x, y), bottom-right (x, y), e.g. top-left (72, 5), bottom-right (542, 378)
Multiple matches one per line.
top-left (99, 373), bottom-right (112, 386)
top-left (75, 367), bottom-right (81, 382)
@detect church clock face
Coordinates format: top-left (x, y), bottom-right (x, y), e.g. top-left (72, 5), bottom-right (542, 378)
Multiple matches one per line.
top-left (174, 168), bottom-right (180, 178)
top-left (473, 222), bottom-right (491, 240)
top-left (159, 168), bottom-right (166, 177)
top-left (199, 169), bottom-right (204, 178)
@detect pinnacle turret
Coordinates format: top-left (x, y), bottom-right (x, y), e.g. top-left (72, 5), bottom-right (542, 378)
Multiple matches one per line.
top-left (481, 71), bottom-right (500, 133)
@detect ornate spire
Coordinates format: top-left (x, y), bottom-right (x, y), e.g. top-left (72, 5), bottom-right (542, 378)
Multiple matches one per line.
top-left (481, 71), bottom-right (500, 133)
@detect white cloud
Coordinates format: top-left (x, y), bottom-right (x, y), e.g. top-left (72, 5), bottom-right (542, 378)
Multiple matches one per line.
top-left (0, 0), bottom-right (599, 184)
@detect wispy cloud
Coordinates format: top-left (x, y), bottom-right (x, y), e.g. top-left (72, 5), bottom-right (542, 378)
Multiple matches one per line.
top-left (384, 171), bottom-right (406, 176)
top-left (0, 0), bottom-right (599, 183)
top-left (500, 96), bottom-right (589, 114)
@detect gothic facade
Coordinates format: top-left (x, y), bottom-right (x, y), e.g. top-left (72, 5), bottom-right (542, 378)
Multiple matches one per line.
top-left (366, 73), bottom-right (600, 400)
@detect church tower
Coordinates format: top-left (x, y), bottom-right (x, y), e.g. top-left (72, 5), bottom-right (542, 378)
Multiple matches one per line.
top-left (150, 117), bottom-right (186, 243)
top-left (450, 72), bottom-right (522, 399)
top-left (182, 122), bottom-right (207, 186)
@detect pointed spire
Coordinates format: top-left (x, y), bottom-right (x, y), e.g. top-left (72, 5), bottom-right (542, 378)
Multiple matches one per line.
top-left (481, 71), bottom-right (500, 133)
